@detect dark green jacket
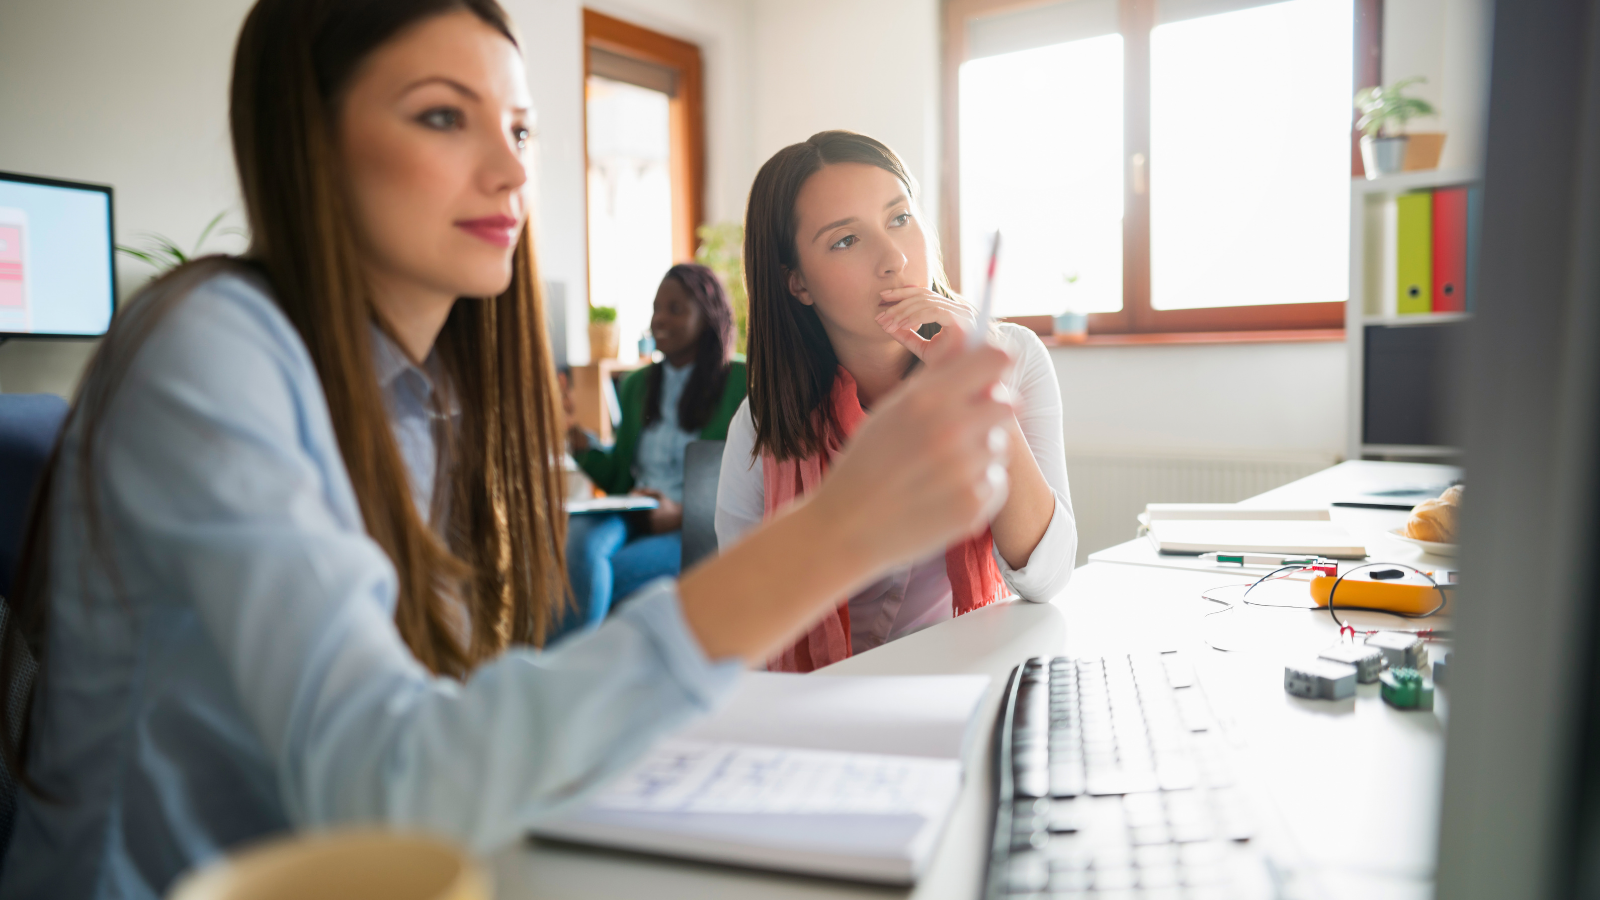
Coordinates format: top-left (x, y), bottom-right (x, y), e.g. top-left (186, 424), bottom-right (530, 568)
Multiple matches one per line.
top-left (577, 359), bottom-right (747, 495)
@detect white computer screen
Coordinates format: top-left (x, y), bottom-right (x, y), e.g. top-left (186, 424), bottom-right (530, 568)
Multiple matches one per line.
top-left (0, 172), bottom-right (115, 337)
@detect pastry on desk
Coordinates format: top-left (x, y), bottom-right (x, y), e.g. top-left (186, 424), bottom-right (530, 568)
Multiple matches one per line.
top-left (1405, 485), bottom-right (1463, 543)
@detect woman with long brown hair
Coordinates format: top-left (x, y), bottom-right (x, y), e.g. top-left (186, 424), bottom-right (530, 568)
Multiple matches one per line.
top-left (0, 7), bottom-right (1015, 897)
top-left (717, 131), bottom-right (1078, 672)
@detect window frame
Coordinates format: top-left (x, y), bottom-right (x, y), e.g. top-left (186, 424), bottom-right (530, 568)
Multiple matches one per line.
top-left (941, 0), bottom-right (1382, 336)
top-left (581, 9), bottom-right (706, 283)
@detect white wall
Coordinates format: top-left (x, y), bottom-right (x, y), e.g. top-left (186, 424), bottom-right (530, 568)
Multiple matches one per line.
top-left (0, 0), bottom-right (255, 396)
top-left (1051, 340), bottom-right (1348, 456)
top-left (1383, 0), bottom-right (1495, 171)
top-left (749, 0), bottom-right (943, 222)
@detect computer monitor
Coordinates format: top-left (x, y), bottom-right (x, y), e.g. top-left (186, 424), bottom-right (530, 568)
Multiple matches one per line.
top-left (0, 171), bottom-right (116, 338)
top-left (1434, 3), bottom-right (1600, 898)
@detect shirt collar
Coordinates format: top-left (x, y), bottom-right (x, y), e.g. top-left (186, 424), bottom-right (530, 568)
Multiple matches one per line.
top-left (370, 322), bottom-right (460, 417)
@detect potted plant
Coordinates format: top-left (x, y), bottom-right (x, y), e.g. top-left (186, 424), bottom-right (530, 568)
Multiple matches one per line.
top-left (695, 222), bottom-right (748, 353)
top-left (588, 305), bottom-right (619, 360)
top-left (1355, 77), bottom-right (1438, 179)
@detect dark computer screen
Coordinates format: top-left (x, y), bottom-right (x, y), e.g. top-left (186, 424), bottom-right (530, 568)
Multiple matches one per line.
top-left (0, 171), bottom-right (116, 338)
top-left (1362, 321), bottom-right (1466, 448)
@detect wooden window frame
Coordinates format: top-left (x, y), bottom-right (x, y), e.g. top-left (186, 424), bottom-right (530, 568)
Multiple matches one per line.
top-left (941, 0), bottom-right (1382, 336)
top-left (582, 9), bottom-right (706, 274)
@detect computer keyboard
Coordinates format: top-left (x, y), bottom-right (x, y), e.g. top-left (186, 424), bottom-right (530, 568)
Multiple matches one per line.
top-left (983, 652), bottom-right (1270, 899)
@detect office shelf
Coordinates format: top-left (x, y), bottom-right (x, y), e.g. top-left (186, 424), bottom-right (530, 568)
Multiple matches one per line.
top-left (1346, 169), bottom-right (1482, 461)
top-left (1362, 311), bottom-right (1473, 327)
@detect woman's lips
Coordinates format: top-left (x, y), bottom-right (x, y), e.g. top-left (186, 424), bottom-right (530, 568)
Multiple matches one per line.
top-left (455, 215), bottom-right (520, 248)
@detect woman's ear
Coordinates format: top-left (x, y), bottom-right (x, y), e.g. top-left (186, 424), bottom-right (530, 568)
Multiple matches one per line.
top-left (785, 267), bottom-right (813, 307)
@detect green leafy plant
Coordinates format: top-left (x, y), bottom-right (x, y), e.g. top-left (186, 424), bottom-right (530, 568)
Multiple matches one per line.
top-left (115, 210), bottom-right (242, 273)
top-left (589, 305), bottom-right (617, 325)
top-left (1355, 77), bottom-right (1438, 139)
top-left (695, 221), bottom-right (747, 353)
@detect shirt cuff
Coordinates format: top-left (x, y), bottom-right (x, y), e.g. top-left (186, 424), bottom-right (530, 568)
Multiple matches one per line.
top-left (993, 493), bottom-right (1074, 601)
top-left (615, 577), bottom-right (744, 710)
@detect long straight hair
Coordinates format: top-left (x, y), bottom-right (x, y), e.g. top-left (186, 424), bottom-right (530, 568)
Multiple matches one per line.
top-left (0, 0), bottom-right (569, 789)
top-left (641, 263), bottom-right (735, 434)
top-left (743, 130), bottom-right (955, 463)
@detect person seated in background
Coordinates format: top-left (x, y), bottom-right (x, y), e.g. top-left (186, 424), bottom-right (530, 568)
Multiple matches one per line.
top-left (717, 130), bottom-right (1078, 671)
top-left (560, 264), bottom-right (747, 639)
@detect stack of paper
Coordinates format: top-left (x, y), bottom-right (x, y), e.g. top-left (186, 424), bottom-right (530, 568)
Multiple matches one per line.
top-left (1142, 504), bottom-right (1368, 559)
top-left (531, 672), bottom-right (990, 884)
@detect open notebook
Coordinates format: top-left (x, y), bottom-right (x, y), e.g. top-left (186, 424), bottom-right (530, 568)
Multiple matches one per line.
top-left (530, 671), bottom-right (991, 884)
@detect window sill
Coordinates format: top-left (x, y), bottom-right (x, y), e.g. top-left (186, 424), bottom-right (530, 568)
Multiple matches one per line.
top-left (1041, 328), bottom-right (1346, 348)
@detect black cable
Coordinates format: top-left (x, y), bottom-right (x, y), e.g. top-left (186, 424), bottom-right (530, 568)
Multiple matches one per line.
top-left (1324, 561), bottom-right (1449, 631)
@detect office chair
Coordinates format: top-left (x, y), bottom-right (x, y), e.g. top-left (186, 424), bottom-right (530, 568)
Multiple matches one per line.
top-left (0, 393), bottom-right (69, 864)
top-left (680, 440), bottom-right (725, 570)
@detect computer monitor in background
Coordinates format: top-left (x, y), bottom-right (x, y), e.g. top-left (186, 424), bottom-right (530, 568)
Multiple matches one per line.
top-left (1434, 2), bottom-right (1600, 898)
top-left (0, 171), bottom-right (116, 338)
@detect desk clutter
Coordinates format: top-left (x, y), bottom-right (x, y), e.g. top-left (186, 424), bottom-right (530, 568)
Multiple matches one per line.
top-left (984, 655), bottom-right (1273, 900)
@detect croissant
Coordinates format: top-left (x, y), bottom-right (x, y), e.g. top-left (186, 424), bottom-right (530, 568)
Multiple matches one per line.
top-left (1406, 496), bottom-right (1459, 543)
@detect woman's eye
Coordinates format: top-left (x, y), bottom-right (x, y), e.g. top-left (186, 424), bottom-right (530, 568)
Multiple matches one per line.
top-left (890, 212), bottom-right (912, 227)
top-left (830, 234), bottom-right (858, 250)
top-left (418, 107), bottom-right (463, 130)
top-left (511, 125), bottom-right (531, 149)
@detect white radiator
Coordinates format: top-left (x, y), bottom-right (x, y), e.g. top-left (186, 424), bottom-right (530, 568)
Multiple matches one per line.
top-left (1064, 449), bottom-right (1338, 564)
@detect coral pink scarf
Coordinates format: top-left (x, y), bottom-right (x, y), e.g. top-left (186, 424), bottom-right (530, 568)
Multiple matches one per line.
top-left (762, 367), bottom-right (1005, 673)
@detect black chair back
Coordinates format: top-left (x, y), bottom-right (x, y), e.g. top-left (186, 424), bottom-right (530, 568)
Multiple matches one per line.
top-left (0, 393), bottom-right (68, 865)
top-left (680, 440), bottom-right (726, 570)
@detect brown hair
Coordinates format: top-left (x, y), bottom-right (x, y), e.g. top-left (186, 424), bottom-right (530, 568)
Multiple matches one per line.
top-left (743, 130), bottom-right (954, 463)
top-left (642, 263), bottom-right (736, 434)
top-left (0, 0), bottom-right (568, 790)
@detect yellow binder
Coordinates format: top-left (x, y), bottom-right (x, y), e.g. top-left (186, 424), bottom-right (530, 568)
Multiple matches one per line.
top-left (1396, 192), bottom-right (1433, 315)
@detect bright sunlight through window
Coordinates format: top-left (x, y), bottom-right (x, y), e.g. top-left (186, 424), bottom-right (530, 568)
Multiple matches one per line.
top-left (586, 75), bottom-right (673, 361)
top-left (959, 35), bottom-right (1125, 317)
top-left (1150, 0), bottom-right (1352, 310)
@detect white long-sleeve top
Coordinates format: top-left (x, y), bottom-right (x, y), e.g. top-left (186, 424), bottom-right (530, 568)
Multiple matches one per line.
top-left (715, 323), bottom-right (1077, 654)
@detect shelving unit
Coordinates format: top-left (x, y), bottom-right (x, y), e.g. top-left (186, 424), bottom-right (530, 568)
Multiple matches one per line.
top-left (1345, 168), bottom-right (1481, 461)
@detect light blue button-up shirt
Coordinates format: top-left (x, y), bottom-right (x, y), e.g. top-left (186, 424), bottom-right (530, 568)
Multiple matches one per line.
top-left (0, 270), bottom-right (742, 899)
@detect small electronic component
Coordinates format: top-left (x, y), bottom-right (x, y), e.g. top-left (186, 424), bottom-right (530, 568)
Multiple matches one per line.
top-left (1433, 649), bottom-right (1451, 686)
top-left (1284, 658), bottom-right (1358, 700)
top-left (1365, 631), bottom-right (1429, 670)
top-left (1379, 667), bottom-right (1435, 710)
top-left (1319, 643), bottom-right (1386, 683)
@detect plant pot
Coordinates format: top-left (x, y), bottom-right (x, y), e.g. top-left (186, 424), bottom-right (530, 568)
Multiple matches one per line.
top-left (588, 322), bottom-right (619, 360)
top-left (1361, 135), bottom-right (1410, 179)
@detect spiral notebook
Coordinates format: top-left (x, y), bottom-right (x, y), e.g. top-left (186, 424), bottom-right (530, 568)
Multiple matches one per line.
top-left (530, 671), bottom-right (991, 884)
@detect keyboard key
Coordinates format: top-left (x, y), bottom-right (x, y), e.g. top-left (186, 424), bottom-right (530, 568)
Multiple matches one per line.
top-left (1049, 799), bottom-right (1084, 832)
top-left (1181, 862), bottom-right (1227, 886)
top-left (1090, 866), bottom-right (1135, 890)
top-left (1129, 823), bottom-right (1172, 845)
top-left (1174, 688), bottom-right (1211, 731)
top-left (1049, 766), bottom-right (1085, 798)
top-left (1007, 850), bottom-right (1049, 892)
top-left (1137, 864), bottom-right (1180, 888)
top-left (1048, 867), bottom-right (1091, 891)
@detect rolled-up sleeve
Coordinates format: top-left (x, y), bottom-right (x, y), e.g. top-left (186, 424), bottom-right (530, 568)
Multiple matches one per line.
top-left (98, 276), bottom-right (742, 854)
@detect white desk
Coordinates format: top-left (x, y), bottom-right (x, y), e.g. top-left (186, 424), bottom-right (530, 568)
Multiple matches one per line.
top-left (492, 461), bottom-right (1458, 900)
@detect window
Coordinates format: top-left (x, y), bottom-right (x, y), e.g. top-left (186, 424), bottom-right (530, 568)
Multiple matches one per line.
top-left (945, 0), bottom-right (1377, 335)
top-left (583, 10), bottom-right (705, 361)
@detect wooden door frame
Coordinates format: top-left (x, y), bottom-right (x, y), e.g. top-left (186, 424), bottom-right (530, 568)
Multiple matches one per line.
top-left (582, 9), bottom-right (706, 270)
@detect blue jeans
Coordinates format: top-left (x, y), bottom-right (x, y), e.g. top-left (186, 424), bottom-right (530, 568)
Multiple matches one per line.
top-left (553, 513), bottom-right (682, 644)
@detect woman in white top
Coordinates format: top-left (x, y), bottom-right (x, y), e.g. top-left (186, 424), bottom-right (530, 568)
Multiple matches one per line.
top-left (0, 7), bottom-right (1018, 897)
top-left (717, 131), bottom-right (1077, 669)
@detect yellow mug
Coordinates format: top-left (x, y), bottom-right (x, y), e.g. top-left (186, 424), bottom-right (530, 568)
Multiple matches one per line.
top-left (167, 829), bottom-right (490, 900)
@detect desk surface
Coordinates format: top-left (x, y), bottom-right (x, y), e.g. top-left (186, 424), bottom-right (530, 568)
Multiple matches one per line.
top-left (492, 461), bottom-right (1457, 900)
